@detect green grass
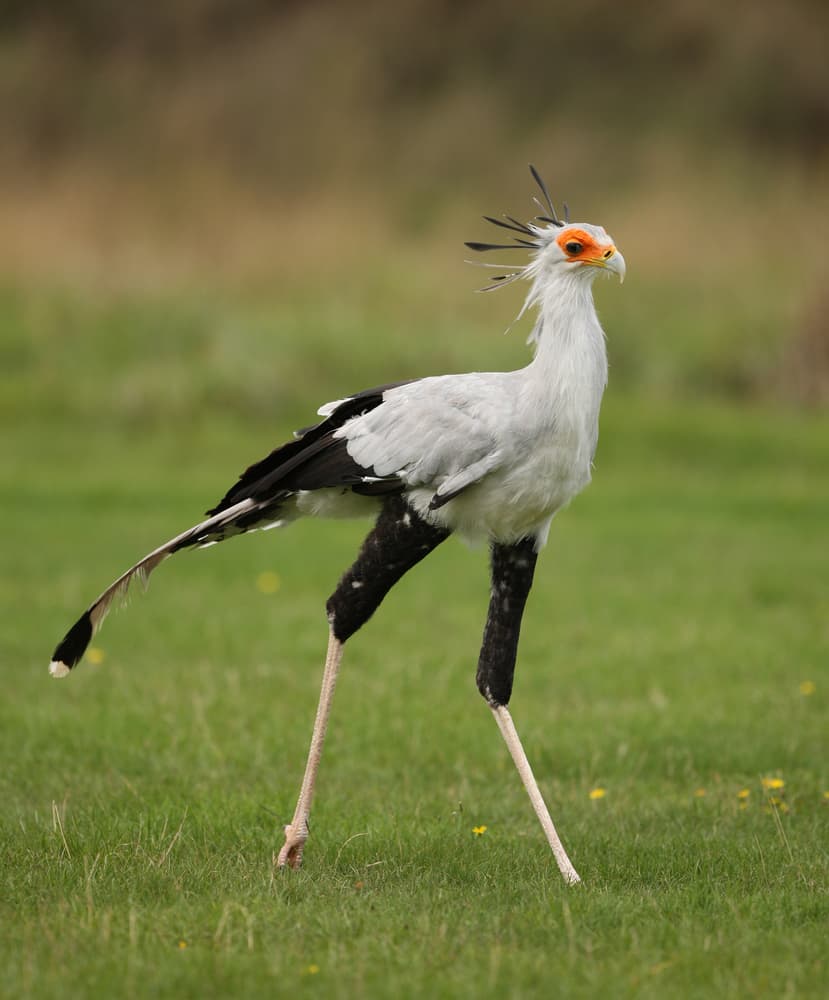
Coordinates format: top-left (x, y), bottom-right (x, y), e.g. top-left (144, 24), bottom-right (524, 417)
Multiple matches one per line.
top-left (1, 286), bottom-right (828, 999)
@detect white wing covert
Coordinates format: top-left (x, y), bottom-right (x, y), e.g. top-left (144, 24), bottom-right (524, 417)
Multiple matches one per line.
top-left (335, 374), bottom-right (511, 507)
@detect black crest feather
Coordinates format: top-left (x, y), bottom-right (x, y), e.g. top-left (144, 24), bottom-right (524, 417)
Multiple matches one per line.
top-left (465, 165), bottom-right (567, 259)
top-left (529, 164), bottom-right (562, 225)
top-left (464, 165), bottom-right (569, 292)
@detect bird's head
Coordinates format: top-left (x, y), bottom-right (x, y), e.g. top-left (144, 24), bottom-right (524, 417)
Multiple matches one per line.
top-left (465, 165), bottom-right (625, 292)
top-left (539, 223), bottom-right (625, 283)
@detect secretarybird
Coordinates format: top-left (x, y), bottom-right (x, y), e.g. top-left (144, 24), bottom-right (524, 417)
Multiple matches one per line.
top-left (49, 166), bottom-right (625, 884)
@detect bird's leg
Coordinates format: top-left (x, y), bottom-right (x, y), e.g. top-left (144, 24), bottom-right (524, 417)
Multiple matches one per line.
top-left (277, 627), bottom-right (343, 869)
top-left (490, 704), bottom-right (580, 885)
top-left (477, 537), bottom-right (581, 885)
top-left (277, 494), bottom-right (450, 869)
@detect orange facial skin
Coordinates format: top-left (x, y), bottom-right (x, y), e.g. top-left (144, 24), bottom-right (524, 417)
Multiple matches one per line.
top-left (555, 228), bottom-right (617, 267)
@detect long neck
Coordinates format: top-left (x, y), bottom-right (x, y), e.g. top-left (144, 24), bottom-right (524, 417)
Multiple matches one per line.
top-left (522, 272), bottom-right (608, 402)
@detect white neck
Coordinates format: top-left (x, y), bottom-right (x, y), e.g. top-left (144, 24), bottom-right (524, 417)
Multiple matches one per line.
top-left (520, 269), bottom-right (608, 402)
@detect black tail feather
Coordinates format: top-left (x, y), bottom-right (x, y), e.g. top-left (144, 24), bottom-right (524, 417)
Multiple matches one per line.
top-left (49, 381), bottom-right (410, 677)
top-left (50, 611), bottom-right (94, 674)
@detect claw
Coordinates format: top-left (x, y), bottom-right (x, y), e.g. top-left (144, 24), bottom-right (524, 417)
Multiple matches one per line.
top-left (277, 822), bottom-right (308, 869)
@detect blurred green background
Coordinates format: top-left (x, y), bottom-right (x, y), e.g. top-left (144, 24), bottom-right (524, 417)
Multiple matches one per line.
top-left (1, 0), bottom-right (828, 414)
top-left (2, 4), bottom-right (828, 998)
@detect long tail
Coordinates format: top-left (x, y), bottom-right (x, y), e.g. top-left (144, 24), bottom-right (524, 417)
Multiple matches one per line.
top-left (49, 497), bottom-right (263, 677)
top-left (49, 381), bottom-right (402, 678)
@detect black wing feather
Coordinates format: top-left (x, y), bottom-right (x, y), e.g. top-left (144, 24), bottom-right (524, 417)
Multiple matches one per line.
top-left (207, 381), bottom-right (412, 515)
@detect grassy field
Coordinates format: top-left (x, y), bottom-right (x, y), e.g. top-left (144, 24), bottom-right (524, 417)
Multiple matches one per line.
top-left (1, 284), bottom-right (828, 999)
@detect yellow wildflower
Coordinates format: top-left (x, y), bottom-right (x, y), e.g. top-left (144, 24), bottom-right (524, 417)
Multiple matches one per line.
top-left (589, 788), bottom-right (606, 800)
top-left (87, 647), bottom-right (105, 665)
top-left (178, 940), bottom-right (187, 950)
top-left (799, 680), bottom-right (816, 696)
top-left (737, 789), bottom-right (750, 799)
top-left (256, 571), bottom-right (281, 594)
top-left (305, 965), bottom-right (320, 975)
top-left (472, 825), bottom-right (487, 836)
top-left (761, 777), bottom-right (784, 790)
top-left (693, 788), bottom-right (706, 798)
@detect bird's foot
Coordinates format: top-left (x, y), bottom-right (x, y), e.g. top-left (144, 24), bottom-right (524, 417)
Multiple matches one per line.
top-left (276, 821), bottom-right (308, 869)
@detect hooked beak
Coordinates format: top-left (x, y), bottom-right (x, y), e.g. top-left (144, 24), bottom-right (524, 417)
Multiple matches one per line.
top-left (603, 247), bottom-right (626, 284)
top-left (580, 244), bottom-right (626, 283)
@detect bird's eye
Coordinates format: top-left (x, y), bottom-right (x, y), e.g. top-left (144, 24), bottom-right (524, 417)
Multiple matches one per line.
top-left (565, 241), bottom-right (583, 255)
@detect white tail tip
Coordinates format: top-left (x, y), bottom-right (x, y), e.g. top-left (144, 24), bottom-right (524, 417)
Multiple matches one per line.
top-left (49, 660), bottom-right (71, 679)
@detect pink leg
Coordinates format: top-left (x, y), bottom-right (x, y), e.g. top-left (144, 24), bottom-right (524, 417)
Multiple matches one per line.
top-left (277, 629), bottom-right (344, 869)
top-left (491, 704), bottom-right (581, 884)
